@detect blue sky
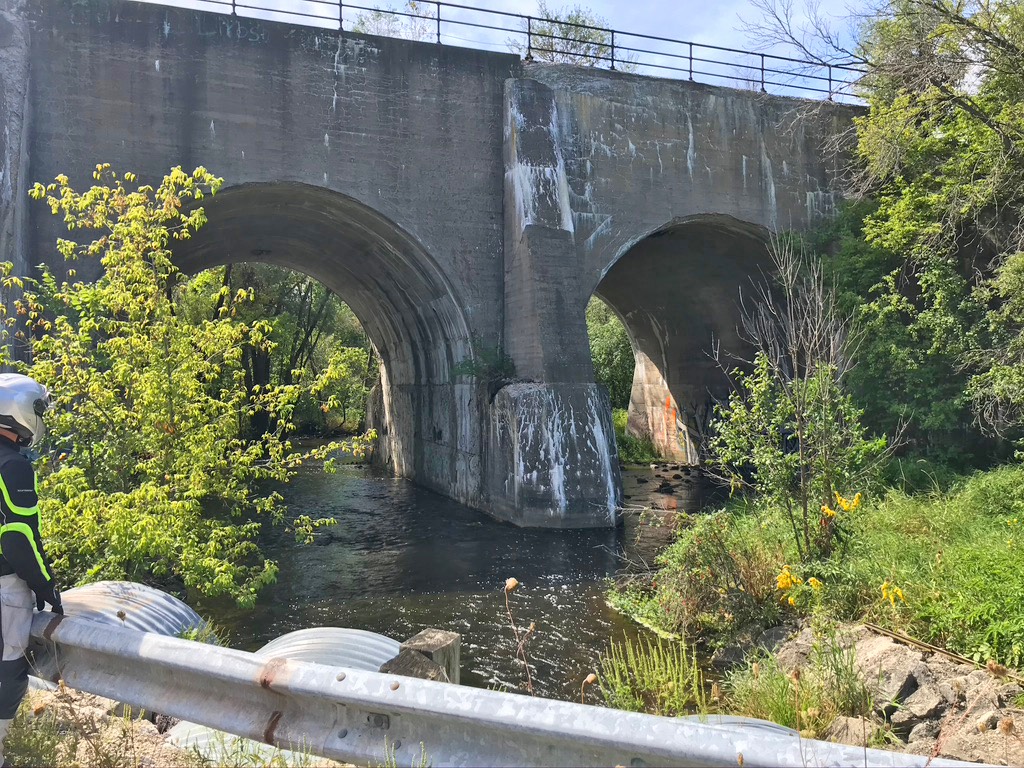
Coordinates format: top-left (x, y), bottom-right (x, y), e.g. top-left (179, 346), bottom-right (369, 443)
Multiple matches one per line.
top-left (141, 0), bottom-right (862, 96)
top-left (148, 0), bottom-right (859, 52)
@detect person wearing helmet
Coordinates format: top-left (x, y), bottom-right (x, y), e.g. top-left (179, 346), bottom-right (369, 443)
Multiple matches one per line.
top-left (0, 373), bottom-right (61, 766)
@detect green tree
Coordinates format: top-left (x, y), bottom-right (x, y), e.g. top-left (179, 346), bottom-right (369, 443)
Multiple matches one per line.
top-left (809, 203), bottom-right (981, 462)
top-left (750, 0), bottom-right (1024, 462)
top-left (181, 263), bottom-right (375, 436)
top-left (709, 239), bottom-right (888, 561)
top-left (509, 1), bottom-right (635, 70)
top-left (586, 296), bottom-right (634, 410)
top-left (16, 166), bottom-right (373, 606)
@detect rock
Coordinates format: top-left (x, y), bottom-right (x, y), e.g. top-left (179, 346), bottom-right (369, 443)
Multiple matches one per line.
top-left (154, 713), bottom-right (179, 734)
top-left (975, 710), bottom-right (1000, 733)
top-left (967, 669), bottom-right (991, 687)
top-left (672, 473), bottom-right (682, 479)
top-left (936, 680), bottom-right (962, 706)
top-left (997, 682), bottom-right (1023, 707)
top-left (908, 720), bottom-right (941, 742)
top-left (890, 684), bottom-right (946, 736)
top-left (824, 715), bottom-right (884, 748)
top-left (754, 625), bottom-right (792, 653)
top-left (775, 627), bottom-right (815, 673)
top-left (938, 712), bottom-right (1024, 765)
top-left (852, 634), bottom-right (923, 715)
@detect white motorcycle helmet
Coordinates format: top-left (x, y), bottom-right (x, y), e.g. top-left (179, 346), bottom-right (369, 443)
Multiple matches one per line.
top-left (0, 374), bottom-right (51, 447)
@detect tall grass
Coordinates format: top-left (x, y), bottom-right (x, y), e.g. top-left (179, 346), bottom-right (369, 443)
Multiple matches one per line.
top-left (598, 635), bottom-right (707, 716)
top-left (725, 630), bottom-right (873, 738)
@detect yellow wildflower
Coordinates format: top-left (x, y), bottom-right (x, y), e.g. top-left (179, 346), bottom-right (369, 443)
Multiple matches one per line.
top-left (776, 565), bottom-right (802, 591)
top-left (881, 580), bottom-right (907, 607)
top-left (821, 504), bottom-right (837, 518)
top-left (787, 596), bottom-right (796, 606)
top-left (834, 492), bottom-right (862, 513)
top-left (808, 577), bottom-right (823, 591)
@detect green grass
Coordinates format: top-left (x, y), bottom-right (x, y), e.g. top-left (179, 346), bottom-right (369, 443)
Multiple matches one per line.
top-left (598, 634), bottom-right (707, 716)
top-left (609, 505), bottom-right (786, 648)
top-left (612, 408), bottom-right (661, 464)
top-left (725, 629), bottom-right (873, 739)
top-left (837, 465), bottom-right (1024, 666)
top-left (612, 464), bottom-right (1024, 668)
top-left (593, 622), bottom-right (875, 741)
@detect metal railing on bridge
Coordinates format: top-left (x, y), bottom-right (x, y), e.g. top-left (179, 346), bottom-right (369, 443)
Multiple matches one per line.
top-left (134, 0), bottom-right (866, 101)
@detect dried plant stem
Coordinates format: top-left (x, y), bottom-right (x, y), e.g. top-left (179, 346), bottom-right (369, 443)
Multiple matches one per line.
top-left (504, 589), bottom-right (535, 695)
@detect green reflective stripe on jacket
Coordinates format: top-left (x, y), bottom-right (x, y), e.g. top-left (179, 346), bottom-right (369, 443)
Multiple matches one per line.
top-left (0, 521), bottom-right (50, 581)
top-left (0, 471), bottom-right (39, 517)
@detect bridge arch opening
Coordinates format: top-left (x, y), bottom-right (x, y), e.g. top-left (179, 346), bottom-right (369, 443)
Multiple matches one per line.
top-left (589, 214), bottom-right (770, 463)
top-left (174, 182), bottom-right (478, 501)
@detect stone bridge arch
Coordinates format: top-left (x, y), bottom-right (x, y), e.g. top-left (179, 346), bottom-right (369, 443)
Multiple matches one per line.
top-left (591, 214), bottom-right (769, 462)
top-left (173, 182), bottom-right (481, 504)
top-left (1, 0), bottom-right (860, 526)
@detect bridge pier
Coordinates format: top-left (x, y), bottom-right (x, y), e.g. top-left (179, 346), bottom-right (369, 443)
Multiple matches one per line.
top-left (492, 78), bottom-right (623, 527)
top-left (487, 382), bottom-right (619, 527)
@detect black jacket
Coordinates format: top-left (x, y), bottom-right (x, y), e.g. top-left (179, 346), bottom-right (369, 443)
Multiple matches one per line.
top-left (0, 438), bottom-right (55, 593)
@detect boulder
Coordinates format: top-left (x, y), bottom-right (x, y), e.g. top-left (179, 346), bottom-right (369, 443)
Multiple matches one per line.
top-left (938, 712), bottom-right (1024, 765)
top-left (775, 627), bottom-right (815, 673)
top-left (908, 720), bottom-right (941, 742)
top-left (975, 710), bottom-right (1000, 733)
top-left (852, 634), bottom-right (923, 715)
top-left (755, 625), bottom-right (793, 654)
top-left (890, 684), bottom-right (946, 736)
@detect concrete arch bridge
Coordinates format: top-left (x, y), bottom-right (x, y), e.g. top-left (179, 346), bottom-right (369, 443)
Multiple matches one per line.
top-left (0, 0), bottom-right (855, 526)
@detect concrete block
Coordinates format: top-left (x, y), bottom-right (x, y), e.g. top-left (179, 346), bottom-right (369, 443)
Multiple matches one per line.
top-left (401, 628), bottom-right (461, 686)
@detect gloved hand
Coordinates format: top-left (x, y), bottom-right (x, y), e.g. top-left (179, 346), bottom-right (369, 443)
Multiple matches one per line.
top-left (35, 582), bottom-right (63, 615)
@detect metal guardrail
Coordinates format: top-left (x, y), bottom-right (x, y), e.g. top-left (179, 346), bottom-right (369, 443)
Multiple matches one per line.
top-left (129, 0), bottom-right (865, 101)
top-left (31, 611), bottom-right (976, 768)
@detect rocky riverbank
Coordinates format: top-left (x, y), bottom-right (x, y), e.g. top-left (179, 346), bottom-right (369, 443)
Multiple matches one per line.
top-left (774, 624), bottom-right (1024, 764)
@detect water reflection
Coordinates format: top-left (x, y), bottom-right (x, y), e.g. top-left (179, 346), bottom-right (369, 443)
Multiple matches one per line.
top-left (210, 464), bottom-right (698, 700)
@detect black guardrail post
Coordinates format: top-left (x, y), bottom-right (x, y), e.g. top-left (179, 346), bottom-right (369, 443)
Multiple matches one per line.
top-left (610, 30), bottom-right (616, 70)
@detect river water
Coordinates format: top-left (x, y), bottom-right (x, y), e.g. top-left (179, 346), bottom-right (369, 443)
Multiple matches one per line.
top-left (210, 463), bottom-right (707, 702)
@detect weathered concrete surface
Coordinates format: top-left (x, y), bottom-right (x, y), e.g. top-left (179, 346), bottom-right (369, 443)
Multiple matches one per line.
top-left (0, 0), bottom-right (29, 278)
top-left (487, 383), bottom-right (620, 527)
top-left (2, 0), bottom-right (856, 526)
top-left (517, 66), bottom-right (853, 460)
top-left (596, 217), bottom-right (770, 460)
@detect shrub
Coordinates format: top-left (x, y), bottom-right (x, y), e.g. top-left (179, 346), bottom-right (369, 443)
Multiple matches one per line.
top-left (15, 166), bottom-right (373, 605)
top-left (610, 508), bottom-right (785, 646)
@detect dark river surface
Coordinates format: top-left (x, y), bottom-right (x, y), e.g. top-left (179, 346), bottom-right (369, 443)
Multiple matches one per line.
top-left (209, 462), bottom-right (708, 702)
